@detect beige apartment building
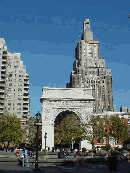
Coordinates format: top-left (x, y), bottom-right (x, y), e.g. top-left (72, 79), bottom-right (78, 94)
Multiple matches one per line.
top-left (66, 19), bottom-right (113, 113)
top-left (0, 38), bottom-right (30, 143)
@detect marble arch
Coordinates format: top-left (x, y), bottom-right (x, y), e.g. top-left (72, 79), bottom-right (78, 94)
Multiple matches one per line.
top-left (40, 87), bottom-right (95, 150)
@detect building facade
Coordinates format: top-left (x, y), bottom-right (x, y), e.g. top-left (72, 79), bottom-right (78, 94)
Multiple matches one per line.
top-left (66, 19), bottom-right (113, 113)
top-left (93, 112), bottom-right (130, 149)
top-left (0, 38), bottom-right (30, 143)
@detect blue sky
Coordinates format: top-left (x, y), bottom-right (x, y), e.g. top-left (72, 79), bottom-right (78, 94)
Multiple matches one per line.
top-left (0, 0), bottom-right (130, 116)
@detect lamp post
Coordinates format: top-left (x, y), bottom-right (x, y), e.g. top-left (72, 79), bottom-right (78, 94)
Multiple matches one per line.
top-left (72, 137), bottom-right (74, 150)
top-left (34, 111), bottom-right (42, 171)
top-left (44, 132), bottom-right (47, 150)
top-left (71, 137), bottom-right (75, 151)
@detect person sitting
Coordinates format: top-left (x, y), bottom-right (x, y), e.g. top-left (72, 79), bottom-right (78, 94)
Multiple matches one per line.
top-left (15, 151), bottom-right (20, 157)
top-left (65, 152), bottom-right (70, 158)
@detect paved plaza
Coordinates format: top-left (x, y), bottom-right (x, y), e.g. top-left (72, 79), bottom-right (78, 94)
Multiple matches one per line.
top-left (0, 151), bottom-right (130, 173)
top-left (0, 157), bottom-right (130, 173)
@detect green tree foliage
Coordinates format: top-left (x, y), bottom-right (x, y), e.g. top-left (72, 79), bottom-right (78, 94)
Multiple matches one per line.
top-left (28, 117), bottom-right (42, 148)
top-left (86, 115), bottom-right (108, 149)
top-left (0, 114), bottom-right (26, 148)
top-left (54, 112), bottom-right (87, 146)
top-left (109, 115), bottom-right (128, 142)
top-left (87, 114), bottom-right (128, 147)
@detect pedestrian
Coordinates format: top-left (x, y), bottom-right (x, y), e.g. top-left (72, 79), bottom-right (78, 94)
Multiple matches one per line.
top-left (84, 151), bottom-right (86, 157)
top-left (32, 151), bottom-right (34, 158)
top-left (30, 152), bottom-right (32, 158)
top-left (86, 149), bottom-right (88, 156)
top-left (93, 148), bottom-right (96, 154)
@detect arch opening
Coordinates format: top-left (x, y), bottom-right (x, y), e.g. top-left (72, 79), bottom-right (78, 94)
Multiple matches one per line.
top-left (54, 110), bottom-right (83, 150)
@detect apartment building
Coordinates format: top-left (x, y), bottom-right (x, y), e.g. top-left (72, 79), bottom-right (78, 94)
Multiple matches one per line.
top-left (0, 38), bottom-right (30, 142)
top-left (66, 19), bottom-right (113, 113)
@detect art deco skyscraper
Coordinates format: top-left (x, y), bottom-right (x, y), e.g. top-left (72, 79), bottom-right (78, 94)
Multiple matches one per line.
top-left (0, 38), bottom-right (30, 119)
top-left (66, 19), bottom-right (113, 113)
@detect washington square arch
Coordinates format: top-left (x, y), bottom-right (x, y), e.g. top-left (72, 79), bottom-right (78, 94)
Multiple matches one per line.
top-left (40, 87), bottom-right (95, 150)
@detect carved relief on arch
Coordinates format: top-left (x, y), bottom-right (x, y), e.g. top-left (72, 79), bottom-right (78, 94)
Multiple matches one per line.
top-left (52, 108), bottom-right (82, 123)
top-left (43, 100), bottom-right (54, 107)
top-left (42, 109), bottom-right (53, 122)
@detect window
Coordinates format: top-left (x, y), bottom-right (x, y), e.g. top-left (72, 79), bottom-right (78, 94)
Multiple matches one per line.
top-left (103, 138), bottom-right (106, 144)
top-left (17, 103), bottom-right (21, 105)
top-left (9, 74), bottom-right (12, 77)
top-left (104, 129), bottom-right (107, 132)
top-left (116, 140), bottom-right (120, 144)
top-left (97, 138), bottom-right (100, 144)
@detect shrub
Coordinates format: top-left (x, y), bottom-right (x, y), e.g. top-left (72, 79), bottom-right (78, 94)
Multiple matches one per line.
top-left (101, 144), bottom-right (111, 151)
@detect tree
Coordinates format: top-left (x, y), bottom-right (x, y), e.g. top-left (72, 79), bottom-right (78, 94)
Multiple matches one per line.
top-left (0, 114), bottom-right (26, 148)
top-left (109, 115), bottom-right (128, 143)
top-left (86, 115), bottom-right (109, 149)
top-left (54, 112), bottom-right (87, 147)
top-left (87, 114), bottom-right (128, 148)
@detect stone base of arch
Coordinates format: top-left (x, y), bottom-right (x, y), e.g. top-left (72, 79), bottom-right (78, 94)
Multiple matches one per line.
top-left (40, 87), bottom-right (95, 151)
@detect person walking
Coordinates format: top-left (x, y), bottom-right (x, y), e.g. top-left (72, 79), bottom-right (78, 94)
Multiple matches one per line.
top-left (84, 151), bottom-right (86, 157)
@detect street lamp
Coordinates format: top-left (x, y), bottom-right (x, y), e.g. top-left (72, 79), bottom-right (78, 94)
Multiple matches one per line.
top-left (34, 111), bottom-right (42, 171)
top-left (71, 137), bottom-right (75, 151)
top-left (44, 132), bottom-right (47, 150)
top-left (72, 137), bottom-right (74, 150)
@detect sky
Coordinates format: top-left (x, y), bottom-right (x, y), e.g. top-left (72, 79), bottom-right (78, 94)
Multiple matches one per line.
top-left (0, 0), bottom-right (130, 116)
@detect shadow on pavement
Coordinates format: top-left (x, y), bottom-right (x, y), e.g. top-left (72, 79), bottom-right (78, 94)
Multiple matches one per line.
top-left (0, 160), bottom-right (130, 173)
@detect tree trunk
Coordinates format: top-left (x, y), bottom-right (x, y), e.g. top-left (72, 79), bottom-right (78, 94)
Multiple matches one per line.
top-left (7, 141), bottom-right (10, 149)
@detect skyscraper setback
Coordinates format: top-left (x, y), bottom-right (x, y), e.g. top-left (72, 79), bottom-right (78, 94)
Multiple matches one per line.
top-left (0, 38), bottom-right (30, 119)
top-left (66, 19), bottom-right (113, 113)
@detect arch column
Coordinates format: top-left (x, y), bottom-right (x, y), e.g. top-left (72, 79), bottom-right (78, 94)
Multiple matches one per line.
top-left (42, 123), bottom-right (54, 151)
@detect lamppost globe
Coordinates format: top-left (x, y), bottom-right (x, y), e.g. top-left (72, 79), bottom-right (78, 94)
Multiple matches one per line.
top-left (35, 111), bottom-right (41, 122)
